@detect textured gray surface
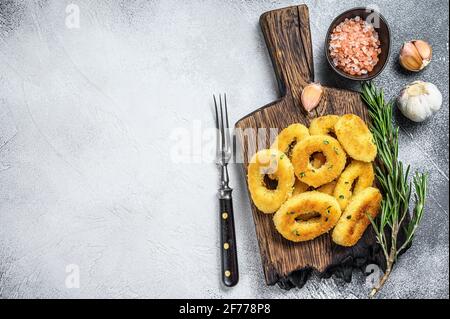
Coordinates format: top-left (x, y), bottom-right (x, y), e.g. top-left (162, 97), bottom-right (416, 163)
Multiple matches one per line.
top-left (0, 0), bottom-right (448, 299)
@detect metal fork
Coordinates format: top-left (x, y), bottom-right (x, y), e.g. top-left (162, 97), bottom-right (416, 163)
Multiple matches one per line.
top-left (214, 94), bottom-right (238, 287)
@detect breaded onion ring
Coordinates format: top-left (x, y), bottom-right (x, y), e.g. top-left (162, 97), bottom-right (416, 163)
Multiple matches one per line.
top-left (317, 180), bottom-right (337, 196)
top-left (335, 114), bottom-right (377, 162)
top-left (291, 135), bottom-right (347, 188)
top-left (334, 160), bottom-right (375, 210)
top-left (274, 191), bottom-right (341, 242)
top-left (271, 123), bottom-right (310, 158)
top-left (309, 115), bottom-right (340, 136)
top-left (247, 149), bottom-right (295, 214)
top-left (332, 187), bottom-right (382, 247)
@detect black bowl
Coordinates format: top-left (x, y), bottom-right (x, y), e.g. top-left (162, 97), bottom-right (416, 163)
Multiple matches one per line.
top-left (325, 7), bottom-right (391, 81)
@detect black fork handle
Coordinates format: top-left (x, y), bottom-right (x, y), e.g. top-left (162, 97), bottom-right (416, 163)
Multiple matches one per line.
top-left (219, 195), bottom-right (239, 287)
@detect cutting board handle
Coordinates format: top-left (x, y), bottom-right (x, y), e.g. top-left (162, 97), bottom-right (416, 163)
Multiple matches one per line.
top-left (260, 5), bottom-right (315, 107)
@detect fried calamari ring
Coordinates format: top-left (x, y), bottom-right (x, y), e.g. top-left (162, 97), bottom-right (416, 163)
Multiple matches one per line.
top-left (334, 160), bottom-right (375, 210)
top-left (291, 135), bottom-right (347, 188)
top-left (293, 153), bottom-right (328, 196)
top-left (332, 187), bottom-right (382, 247)
top-left (335, 114), bottom-right (377, 162)
top-left (317, 180), bottom-right (337, 196)
top-left (274, 191), bottom-right (341, 242)
top-left (309, 115), bottom-right (340, 136)
top-left (271, 123), bottom-right (310, 158)
top-left (247, 149), bottom-right (295, 214)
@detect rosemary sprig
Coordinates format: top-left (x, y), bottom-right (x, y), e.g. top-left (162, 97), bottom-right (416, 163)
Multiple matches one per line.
top-left (361, 82), bottom-right (428, 298)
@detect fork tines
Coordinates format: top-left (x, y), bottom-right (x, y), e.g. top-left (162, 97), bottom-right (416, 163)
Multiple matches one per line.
top-left (213, 94), bottom-right (232, 165)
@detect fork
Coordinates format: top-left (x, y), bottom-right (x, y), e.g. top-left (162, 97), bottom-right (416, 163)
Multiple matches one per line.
top-left (214, 94), bottom-right (239, 287)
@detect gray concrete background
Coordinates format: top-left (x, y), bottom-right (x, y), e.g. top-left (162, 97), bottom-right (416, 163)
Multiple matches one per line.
top-left (0, 0), bottom-right (448, 299)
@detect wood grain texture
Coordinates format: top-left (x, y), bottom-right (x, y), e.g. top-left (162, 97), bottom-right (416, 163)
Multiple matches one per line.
top-left (235, 5), bottom-right (385, 289)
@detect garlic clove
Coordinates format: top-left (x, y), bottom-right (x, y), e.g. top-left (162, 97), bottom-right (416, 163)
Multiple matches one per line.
top-left (414, 40), bottom-right (432, 61)
top-left (301, 83), bottom-right (323, 112)
top-left (399, 40), bottom-right (432, 72)
top-left (400, 42), bottom-right (423, 71)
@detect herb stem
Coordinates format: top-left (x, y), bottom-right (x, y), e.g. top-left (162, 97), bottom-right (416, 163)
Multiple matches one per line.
top-left (361, 82), bottom-right (428, 298)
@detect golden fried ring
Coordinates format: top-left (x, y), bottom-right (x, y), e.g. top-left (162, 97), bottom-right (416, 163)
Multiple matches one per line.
top-left (274, 191), bottom-right (341, 242)
top-left (291, 135), bottom-right (347, 188)
top-left (248, 149), bottom-right (295, 214)
top-left (271, 123), bottom-right (310, 158)
top-left (335, 114), bottom-right (377, 162)
top-left (334, 160), bottom-right (375, 210)
top-left (293, 152), bottom-right (325, 196)
top-left (332, 187), bottom-right (382, 247)
top-left (293, 147), bottom-right (325, 193)
top-left (309, 115), bottom-right (340, 136)
top-left (317, 180), bottom-right (337, 196)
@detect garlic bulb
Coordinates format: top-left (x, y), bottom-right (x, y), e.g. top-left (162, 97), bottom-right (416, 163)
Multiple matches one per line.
top-left (397, 81), bottom-right (442, 122)
top-left (399, 40), bottom-right (432, 72)
top-left (301, 83), bottom-right (323, 112)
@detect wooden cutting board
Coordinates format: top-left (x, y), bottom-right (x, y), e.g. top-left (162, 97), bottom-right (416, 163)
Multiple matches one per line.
top-left (235, 4), bottom-right (385, 289)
